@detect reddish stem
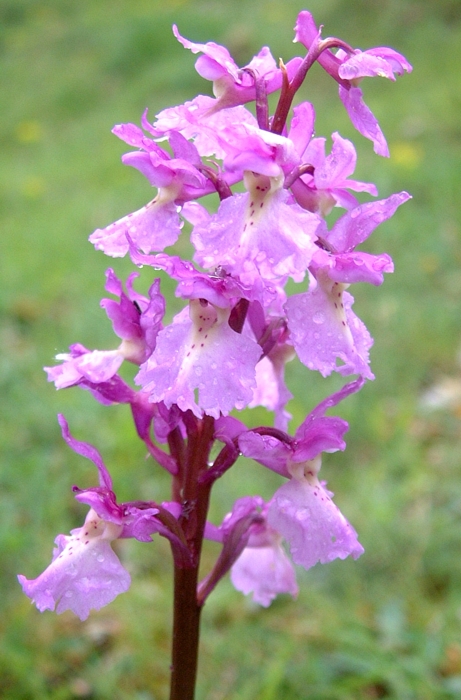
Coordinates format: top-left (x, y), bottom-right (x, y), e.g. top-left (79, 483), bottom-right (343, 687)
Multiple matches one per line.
top-left (168, 416), bottom-right (214, 700)
top-left (169, 565), bottom-right (202, 700)
top-left (271, 37), bottom-right (353, 135)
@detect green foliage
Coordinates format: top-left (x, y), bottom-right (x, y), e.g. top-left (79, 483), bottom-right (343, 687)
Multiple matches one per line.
top-left (2, 0), bottom-right (461, 697)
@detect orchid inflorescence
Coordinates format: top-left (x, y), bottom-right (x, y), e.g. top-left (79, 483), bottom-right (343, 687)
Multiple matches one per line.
top-left (19, 10), bottom-right (411, 624)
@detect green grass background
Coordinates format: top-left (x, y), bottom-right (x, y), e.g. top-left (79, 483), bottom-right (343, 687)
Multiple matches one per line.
top-left (1, 0), bottom-right (461, 697)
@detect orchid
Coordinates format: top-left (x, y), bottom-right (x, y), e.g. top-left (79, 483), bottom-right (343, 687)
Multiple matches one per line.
top-left (45, 269), bottom-right (164, 387)
top-left (289, 130), bottom-right (379, 215)
top-left (230, 530), bottom-right (299, 607)
top-left (294, 10), bottom-right (412, 156)
top-left (18, 508), bottom-right (131, 621)
top-left (18, 416), bottom-right (184, 620)
top-left (240, 378), bottom-right (365, 567)
top-left (19, 11), bottom-right (411, 700)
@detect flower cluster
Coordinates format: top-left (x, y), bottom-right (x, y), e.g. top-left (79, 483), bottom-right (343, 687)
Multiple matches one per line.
top-left (19, 11), bottom-right (411, 618)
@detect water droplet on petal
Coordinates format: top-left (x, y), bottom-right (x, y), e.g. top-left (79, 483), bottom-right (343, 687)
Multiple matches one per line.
top-left (97, 554), bottom-right (105, 563)
top-left (313, 311), bottom-right (325, 325)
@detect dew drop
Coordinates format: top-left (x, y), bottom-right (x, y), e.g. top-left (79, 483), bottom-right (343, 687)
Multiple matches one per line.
top-left (313, 311), bottom-right (325, 325)
top-left (64, 590), bottom-right (73, 598)
top-left (96, 554), bottom-right (105, 563)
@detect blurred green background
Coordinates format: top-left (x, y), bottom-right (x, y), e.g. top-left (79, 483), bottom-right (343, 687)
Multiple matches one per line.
top-left (1, 0), bottom-right (461, 697)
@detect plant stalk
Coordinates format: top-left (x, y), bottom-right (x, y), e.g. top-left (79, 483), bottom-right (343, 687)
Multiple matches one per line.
top-left (168, 415), bottom-right (214, 700)
top-left (169, 564), bottom-right (203, 700)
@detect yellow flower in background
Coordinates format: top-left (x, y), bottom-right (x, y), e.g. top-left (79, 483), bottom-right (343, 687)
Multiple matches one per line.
top-left (390, 141), bottom-right (424, 169)
top-left (16, 120), bottom-right (43, 144)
